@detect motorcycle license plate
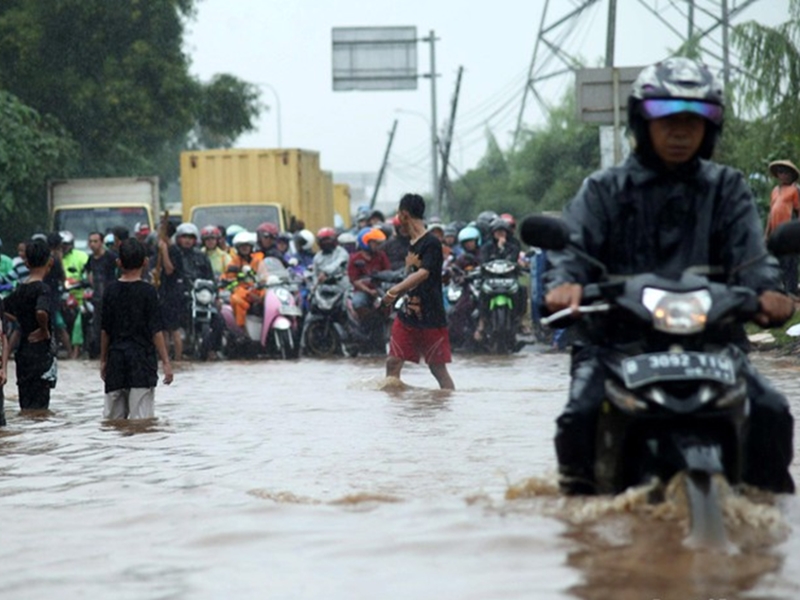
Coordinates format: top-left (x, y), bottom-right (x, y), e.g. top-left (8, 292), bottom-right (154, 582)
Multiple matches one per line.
top-left (280, 305), bottom-right (303, 317)
top-left (621, 352), bottom-right (736, 388)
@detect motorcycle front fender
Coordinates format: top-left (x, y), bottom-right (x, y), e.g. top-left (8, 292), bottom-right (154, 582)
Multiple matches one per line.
top-left (489, 295), bottom-right (513, 310)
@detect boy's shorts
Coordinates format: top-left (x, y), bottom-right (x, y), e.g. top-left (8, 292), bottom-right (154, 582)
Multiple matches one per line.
top-left (104, 388), bottom-right (155, 420)
top-left (389, 319), bottom-right (452, 365)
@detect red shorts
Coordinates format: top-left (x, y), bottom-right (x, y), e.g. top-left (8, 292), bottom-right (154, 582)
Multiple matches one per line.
top-left (388, 319), bottom-right (452, 365)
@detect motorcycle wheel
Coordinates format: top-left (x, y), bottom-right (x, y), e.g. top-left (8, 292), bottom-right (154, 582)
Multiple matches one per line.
top-left (304, 321), bottom-right (339, 357)
top-left (490, 308), bottom-right (513, 354)
top-left (275, 329), bottom-right (293, 360)
top-left (194, 323), bottom-right (211, 361)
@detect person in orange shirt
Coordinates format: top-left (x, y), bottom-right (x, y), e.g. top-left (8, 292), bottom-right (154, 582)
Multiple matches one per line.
top-left (765, 159), bottom-right (800, 295)
top-left (222, 232), bottom-right (264, 327)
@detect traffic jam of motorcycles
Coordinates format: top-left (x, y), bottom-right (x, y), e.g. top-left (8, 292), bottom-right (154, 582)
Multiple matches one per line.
top-left (9, 209), bottom-right (534, 367)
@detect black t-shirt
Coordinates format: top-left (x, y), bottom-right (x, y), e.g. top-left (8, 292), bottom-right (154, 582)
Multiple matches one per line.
top-left (5, 281), bottom-right (52, 338)
top-left (398, 232), bottom-right (447, 329)
top-left (162, 246), bottom-right (214, 295)
top-left (102, 280), bottom-right (163, 392)
top-left (86, 251), bottom-right (118, 298)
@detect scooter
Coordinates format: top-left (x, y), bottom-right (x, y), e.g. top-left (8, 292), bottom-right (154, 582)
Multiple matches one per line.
top-left (476, 258), bottom-right (522, 354)
top-left (444, 265), bottom-right (481, 352)
top-left (221, 257), bottom-right (302, 359)
top-left (523, 214), bottom-right (800, 547)
top-left (188, 278), bottom-right (218, 360)
top-left (301, 268), bottom-right (350, 357)
top-left (342, 269), bottom-right (404, 357)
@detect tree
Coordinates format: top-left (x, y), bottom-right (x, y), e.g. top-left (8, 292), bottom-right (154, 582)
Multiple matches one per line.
top-left (0, 91), bottom-right (78, 243)
top-left (0, 0), bottom-right (260, 181)
top-left (450, 90), bottom-right (599, 222)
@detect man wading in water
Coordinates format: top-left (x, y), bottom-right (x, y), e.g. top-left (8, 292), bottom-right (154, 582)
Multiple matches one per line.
top-left (383, 193), bottom-right (455, 390)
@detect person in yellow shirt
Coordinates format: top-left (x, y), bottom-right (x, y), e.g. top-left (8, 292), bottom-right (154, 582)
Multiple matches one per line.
top-left (200, 225), bottom-right (231, 279)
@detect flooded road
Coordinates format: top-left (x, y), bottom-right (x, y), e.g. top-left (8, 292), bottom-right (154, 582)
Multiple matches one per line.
top-left (1, 349), bottom-right (799, 600)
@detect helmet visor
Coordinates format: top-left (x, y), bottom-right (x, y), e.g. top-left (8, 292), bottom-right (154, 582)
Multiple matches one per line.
top-left (641, 99), bottom-right (723, 124)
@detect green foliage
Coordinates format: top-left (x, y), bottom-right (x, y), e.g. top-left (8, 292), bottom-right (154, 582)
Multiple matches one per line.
top-left (450, 90), bottom-right (599, 221)
top-left (192, 74), bottom-right (263, 149)
top-left (715, 2), bottom-right (800, 214)
top-left (0, 0), bottom-right (260, 184)
top-left (0, 91), bottom-right (78, 243)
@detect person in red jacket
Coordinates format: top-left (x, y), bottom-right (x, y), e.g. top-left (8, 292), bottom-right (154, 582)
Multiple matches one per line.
top-left (347, 227), bottom-right (390, 332)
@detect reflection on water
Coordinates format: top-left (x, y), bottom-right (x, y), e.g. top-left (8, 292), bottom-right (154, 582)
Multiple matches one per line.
top-left (0, 352), bottom-right (797, 599)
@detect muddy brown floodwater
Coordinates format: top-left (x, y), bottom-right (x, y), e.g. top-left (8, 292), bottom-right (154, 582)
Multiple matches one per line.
top-left (0, 350), bottom-right (799, 600)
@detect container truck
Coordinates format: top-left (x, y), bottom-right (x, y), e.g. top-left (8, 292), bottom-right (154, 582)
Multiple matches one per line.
top-left (180, 148), bottom-right (335, 235)
top-left (333, 183), bottom-right (352, 229)
top-left (48, 177), bottom-right (160, 250)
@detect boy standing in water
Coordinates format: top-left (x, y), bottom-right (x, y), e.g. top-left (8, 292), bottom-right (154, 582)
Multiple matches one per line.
top-left (100, 238), bottom-right (173, 420)
top-left (4, 239), bottom-right (57, 410)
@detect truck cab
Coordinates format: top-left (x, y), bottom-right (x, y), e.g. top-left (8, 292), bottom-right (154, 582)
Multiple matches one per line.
top-left (48, 177), bottom-right (159, 250)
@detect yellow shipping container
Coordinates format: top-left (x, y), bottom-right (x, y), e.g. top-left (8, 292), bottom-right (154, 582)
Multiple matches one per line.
top-left (333, 183), bottom-right (351, 229)
top-left (180, 148), bottom-right (332, 234)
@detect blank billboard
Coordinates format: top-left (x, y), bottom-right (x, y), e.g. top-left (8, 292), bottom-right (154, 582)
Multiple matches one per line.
top-left (332, 26), bottom-right (418, 91)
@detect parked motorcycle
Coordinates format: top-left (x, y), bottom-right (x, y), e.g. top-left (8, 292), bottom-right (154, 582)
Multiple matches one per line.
top-left (476, 258), bottom-right (523, 354)
top-left (444, 266), bottom-right (481, 352)
top-left (221, 257), bottom-right (302, 359)
top-left (62, 278), bottom-right (93, 357)
top-left (187, 278), bottom-right (218, 360)
top-left (524, 214), bottom-right (800, 547)
top-left (301, 269), bottom-right (350, 357)
top-left (342, 269), bottom-right (404, 357)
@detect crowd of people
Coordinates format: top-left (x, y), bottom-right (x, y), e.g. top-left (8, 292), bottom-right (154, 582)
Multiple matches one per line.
top-left (0, 56), bottom-right (797, 500)
top-left (0, 197), bottom-right (531, 422)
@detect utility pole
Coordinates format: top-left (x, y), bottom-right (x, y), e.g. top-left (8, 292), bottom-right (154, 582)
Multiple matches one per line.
top-left (721, 0), bottom-right (731, 90)
top-left (370, 119), bottom-right (398, 209)
top-left (422, 31), bottom-right (440, 207)
top-left (438, 66), bottom-right (464, 218)
top-left (605, 0), bottom-right (616, 68)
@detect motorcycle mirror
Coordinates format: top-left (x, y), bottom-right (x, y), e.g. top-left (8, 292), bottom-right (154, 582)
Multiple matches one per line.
top-left (520, 215), bottom-right (570, 250)
top-left (767, 221), bottom-right (800, 256)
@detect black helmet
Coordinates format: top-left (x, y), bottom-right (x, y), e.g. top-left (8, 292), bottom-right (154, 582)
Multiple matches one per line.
top-left (490, 217), bottom-right (512, 234)
top-left (476, 210), bottom-right (499, 226)
top-left (628, 57), bottom-right (724, 162)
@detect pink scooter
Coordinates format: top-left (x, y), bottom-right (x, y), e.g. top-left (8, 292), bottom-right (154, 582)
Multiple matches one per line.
top-left (221, 257), bottom-right (303, 359)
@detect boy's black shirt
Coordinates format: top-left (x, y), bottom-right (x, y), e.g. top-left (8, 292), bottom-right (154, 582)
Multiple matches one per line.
top-left (5, 281), bottom-right (52, 339)
top-left (397, 232), bottom-right (447, 329)
top-left (85, 251), bottom-right (118, 297)
top-left (102, 280), bottom-right (163, 392)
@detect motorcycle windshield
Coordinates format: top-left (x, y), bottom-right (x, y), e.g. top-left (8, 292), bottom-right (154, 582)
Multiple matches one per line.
top-left (257, 257), bottom-right (290, 283)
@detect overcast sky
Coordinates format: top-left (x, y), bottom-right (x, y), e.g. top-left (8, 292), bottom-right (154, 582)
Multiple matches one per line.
top-left (184, 0), bottom-right (786, 215)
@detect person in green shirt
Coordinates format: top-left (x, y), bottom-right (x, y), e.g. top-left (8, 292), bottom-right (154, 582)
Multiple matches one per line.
top-left (60, 231), bottom-right (90, 358)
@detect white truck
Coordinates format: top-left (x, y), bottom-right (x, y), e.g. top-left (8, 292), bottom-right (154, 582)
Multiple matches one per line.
top-left (48, 177), bottom-right (160, 250)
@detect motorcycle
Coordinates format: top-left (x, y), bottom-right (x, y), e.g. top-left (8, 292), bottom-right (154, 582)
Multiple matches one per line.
top-left (523, 214), bottom-right (800, 547)
top-left (476, 258), bottom-right (523, 354)
top-left (301, 268), bottom-right (350, 357)
top-left (444, 266), bottom-right (481, 352)
top-left (342, 269), bottom-right (404, 357)
top-left (62, 278), bottom-right (94, 357)
top-left (187, 278), bottom-right (218, 360)
top-left (221, 257), bottom-right (302, 359)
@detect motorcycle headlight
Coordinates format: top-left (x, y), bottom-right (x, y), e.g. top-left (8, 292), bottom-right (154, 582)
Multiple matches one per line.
top-left (446, 286), bottom-right (462, 303)
top-left (275, 288), bottom-right (292, 303)
top-left (483, 261), bottom-right (516, 275)
top-left (195, 288), bottom-right (214, 305)
top-left (642, 287), bottom-right (712, 334)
